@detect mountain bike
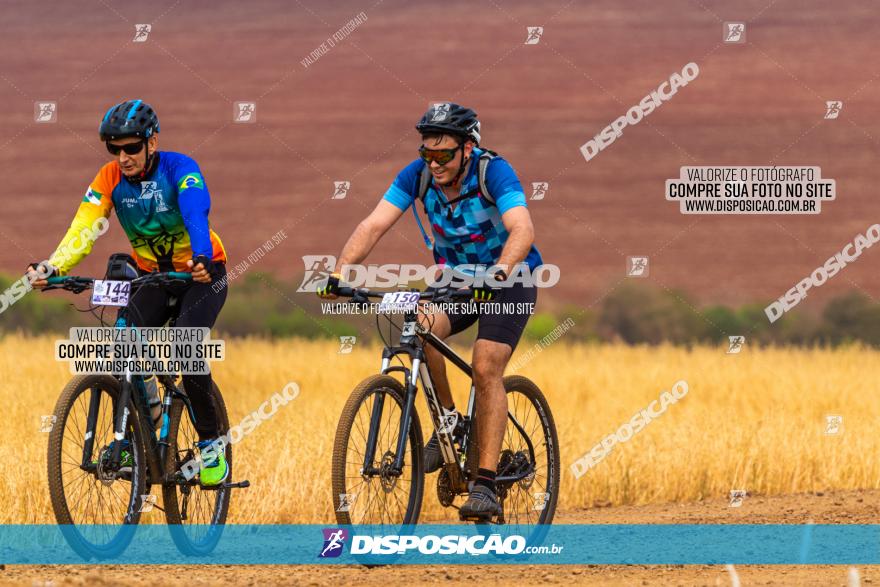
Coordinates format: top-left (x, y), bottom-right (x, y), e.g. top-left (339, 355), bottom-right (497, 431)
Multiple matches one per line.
top-left (43, 262), bottom-right (249, 559)
top-left (331, 286), bottom-right (560, 527)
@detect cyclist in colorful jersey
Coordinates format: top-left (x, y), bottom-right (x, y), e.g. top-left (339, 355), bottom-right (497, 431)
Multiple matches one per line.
top-left (319, 103), bottom-right (543, 521)
top-left (26, 100), bottom-right (230, 486)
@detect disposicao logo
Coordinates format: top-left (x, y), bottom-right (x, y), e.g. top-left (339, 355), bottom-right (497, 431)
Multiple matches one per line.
top-left (318, 528), bottom-right (348, 558)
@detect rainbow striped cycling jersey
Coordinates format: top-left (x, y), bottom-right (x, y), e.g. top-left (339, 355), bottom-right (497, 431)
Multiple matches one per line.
top-left (49, 151), bottom-right (226, 274)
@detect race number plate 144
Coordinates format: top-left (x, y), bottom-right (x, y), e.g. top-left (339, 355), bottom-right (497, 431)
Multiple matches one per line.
top-left (91, 280), bottom-right (131, 307)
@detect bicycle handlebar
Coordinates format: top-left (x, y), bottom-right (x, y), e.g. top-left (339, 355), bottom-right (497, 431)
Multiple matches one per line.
top-left (336, 286), bottom-right (474, 303)
top-left (44, 271), bottom-right (193, 293)
top-left (46, 276), bottom-right (93, 286)
top-left (146, 271), bottom-right (192, 281)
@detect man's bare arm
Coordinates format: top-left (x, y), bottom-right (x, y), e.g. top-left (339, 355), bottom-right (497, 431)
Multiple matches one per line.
top-left (336, 200), bottom-right (405, 270)
top-left (494, 206), bottom-right (535, 275)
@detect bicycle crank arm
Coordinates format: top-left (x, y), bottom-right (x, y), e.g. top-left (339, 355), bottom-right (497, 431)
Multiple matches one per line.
top-left (495, 469), bottom-right (534, 485)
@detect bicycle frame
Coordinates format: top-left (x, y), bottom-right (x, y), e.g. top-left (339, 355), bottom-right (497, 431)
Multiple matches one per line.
top-left (81, 298), bottom-right (197, 486)
top-left (362, 305), bottom-right (538, 493)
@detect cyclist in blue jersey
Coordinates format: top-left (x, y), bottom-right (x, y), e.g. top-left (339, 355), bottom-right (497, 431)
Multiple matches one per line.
top-left (318, 103), bottom-right (543, 521)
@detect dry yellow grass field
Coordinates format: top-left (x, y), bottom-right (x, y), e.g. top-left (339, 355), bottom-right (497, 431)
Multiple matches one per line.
top-left (2, 334), bottom-right (878, 524)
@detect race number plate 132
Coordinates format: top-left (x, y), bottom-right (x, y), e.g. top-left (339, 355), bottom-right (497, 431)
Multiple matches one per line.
top-left (91, 280), bottom-right (131, 307)
top-left (377, 291), bottom-right (420, 313)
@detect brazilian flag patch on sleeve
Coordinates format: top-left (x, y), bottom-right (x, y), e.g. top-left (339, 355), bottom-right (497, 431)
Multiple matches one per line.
top-left (177, 172), bottom-right (205, 191)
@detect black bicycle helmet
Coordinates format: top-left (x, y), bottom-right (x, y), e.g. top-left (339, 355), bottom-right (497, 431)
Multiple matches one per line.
top-left (415, 102), bottom-right (481, 145)
top-left (99, 100), bottom-right (160, 141)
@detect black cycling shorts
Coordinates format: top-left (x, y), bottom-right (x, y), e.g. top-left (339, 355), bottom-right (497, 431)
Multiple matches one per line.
top-left (430, 282), bottom-right (538, 351)
top-left (122, 263), bottom-right (228, 439)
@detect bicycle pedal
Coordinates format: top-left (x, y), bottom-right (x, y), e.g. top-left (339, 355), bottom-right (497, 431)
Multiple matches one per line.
top-left (460, 514), bottom-right (503, 525)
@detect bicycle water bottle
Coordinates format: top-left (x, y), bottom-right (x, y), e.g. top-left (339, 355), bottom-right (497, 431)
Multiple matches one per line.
top-left (143, 375), bottom-right (162, 429)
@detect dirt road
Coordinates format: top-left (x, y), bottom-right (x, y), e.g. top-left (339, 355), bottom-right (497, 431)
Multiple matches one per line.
top-left (4, 489), bottom-right (879, 586)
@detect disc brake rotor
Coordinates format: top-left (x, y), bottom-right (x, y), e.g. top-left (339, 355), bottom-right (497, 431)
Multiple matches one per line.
top-left (95, 445), bottom-right (118, 487)
top-left (379, 450), bottom-right (398, 493)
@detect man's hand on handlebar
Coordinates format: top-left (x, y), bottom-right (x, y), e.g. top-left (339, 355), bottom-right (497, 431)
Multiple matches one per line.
top-left (317, 272), bottom-right (342, 299)
top-left (25, 261), bottom-right (56, 290)
top-left (468, 268), bottom-right (509, 302)
top-left (187, 256), bottom-right (213, 284)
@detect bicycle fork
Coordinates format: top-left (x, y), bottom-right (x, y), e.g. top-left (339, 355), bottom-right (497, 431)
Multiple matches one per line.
top-left (362, 356), bottom-right (424, 477)
top-left (109, 371), bottom-right (135, 468)
top-left (363, 353), bottom-right (468, 491)
top-left (80, 371), bottom-right (170, 478)
top-left (80, 384), bottom-right (103, 471)
top-left (79, 370), bottom-right (134, 474)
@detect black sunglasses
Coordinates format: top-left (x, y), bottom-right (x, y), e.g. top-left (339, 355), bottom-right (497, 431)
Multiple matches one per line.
top-left (106, 141), bottom-right (145, 156)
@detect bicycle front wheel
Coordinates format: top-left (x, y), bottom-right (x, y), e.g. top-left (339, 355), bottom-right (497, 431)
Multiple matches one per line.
top-left (332, 375), bottom-right (424, 526)
top-left (47, 375), bottom-right (147, 559)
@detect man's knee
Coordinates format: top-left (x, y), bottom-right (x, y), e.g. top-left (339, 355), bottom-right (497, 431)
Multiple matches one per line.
top-left (472, 340), bottom-right (510, 389)
top-left (473, 363), bottom-right (503, 389)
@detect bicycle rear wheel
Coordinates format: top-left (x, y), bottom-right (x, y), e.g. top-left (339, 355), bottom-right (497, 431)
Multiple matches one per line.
top-left (332, 375), bottom-right (424, 526)
top-left (47, 375), bottom-right (147, 559)
top-left (162, 381), bottom-right (231, 556)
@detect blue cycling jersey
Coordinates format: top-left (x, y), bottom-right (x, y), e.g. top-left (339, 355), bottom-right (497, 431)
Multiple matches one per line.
top-left (382, 148), bottom-right (543, 271)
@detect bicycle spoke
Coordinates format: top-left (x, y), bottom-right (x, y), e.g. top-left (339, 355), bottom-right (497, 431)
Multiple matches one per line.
top-left (169, 405), bottom-right (227, 547)
top-left (495, 388), bottom-right (555, 525)
top-left (106, 482), bottom-right (127, 520)
top-left (340, 386), bottom-right (414, 526)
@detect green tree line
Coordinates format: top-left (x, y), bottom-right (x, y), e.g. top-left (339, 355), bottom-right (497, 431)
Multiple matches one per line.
top-left (0, 272), bottom-right (877, 346)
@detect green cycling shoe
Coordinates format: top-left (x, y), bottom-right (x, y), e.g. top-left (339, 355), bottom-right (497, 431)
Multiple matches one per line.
top-left (196, 439), bottom-right (229, 487)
